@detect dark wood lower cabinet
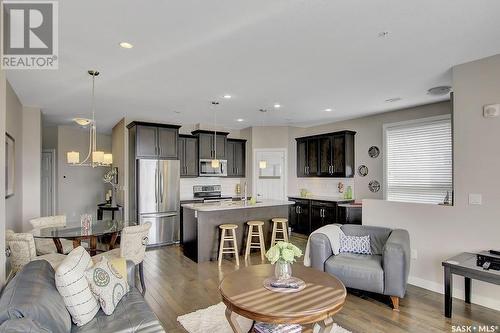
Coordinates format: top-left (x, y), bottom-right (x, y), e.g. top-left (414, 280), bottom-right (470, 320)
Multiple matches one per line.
top-left (289, 197), bottom-right (356, 236)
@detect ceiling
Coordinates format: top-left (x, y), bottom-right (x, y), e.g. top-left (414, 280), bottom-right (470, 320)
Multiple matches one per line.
top-left (6, 0), bottom-right (500, 132)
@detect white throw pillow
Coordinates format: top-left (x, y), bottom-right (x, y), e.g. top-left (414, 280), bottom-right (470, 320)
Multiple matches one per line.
top-left (85, 257), bottom-right (129, 315)
top-left (55, 246), bottom-right (100, 326)
top-left (339, 234), bottom-right (372, 255)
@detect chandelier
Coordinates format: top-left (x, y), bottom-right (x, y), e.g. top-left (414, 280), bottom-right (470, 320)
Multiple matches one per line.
top-left (66, 70), bottom-right (113, 167)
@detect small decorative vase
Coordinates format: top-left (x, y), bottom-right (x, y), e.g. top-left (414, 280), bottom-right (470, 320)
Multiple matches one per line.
top-left (274, 261), bottom-right (292, 281)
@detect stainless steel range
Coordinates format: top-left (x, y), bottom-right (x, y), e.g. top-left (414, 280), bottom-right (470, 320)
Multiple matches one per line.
top-left (193, 185), bottom-right (233, 203)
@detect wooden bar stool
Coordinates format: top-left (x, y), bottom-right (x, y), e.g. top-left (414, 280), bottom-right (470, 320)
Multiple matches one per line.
top-left (218, 224), bottom-right (239, 266)
top-left (244, 221), bottom-right (266, 261)
top-left (271, 218), bottom-right (289, 245)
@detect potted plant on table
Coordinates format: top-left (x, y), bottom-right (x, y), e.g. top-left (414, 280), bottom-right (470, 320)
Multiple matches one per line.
top-left (266, 242), bottom-right (303, 281)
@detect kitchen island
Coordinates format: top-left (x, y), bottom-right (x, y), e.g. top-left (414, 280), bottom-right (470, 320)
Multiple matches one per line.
top-left (181, 200), bottom-right (293, 263)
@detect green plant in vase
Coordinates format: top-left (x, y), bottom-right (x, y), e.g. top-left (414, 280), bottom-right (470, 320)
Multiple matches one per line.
top-left (266, 242), bottom-right (303, 281)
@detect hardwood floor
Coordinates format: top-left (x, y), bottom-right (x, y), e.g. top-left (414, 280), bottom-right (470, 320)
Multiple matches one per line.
top-left (141, 239), bottom-right (500, 333)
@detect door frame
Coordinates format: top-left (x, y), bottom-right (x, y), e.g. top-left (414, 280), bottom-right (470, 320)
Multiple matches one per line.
top-left (41, 149), bottom-right (57, 216)
top-left (252, 148), bottom-right (288, 200)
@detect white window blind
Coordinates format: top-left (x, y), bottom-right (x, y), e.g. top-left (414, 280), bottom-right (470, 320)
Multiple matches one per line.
top-left (384, 116), bottom-right (453, 205)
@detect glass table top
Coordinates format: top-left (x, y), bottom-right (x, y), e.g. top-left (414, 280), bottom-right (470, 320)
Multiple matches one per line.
top-left (32, 219), bottom-right (137, 239)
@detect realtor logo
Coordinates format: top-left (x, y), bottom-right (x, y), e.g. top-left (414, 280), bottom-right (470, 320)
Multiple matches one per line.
top-left (1, 0), bottom-right (58, 69)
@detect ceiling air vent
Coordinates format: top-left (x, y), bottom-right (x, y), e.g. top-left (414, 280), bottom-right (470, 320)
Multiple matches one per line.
top-left (427, 86), bottom-right (452, 96)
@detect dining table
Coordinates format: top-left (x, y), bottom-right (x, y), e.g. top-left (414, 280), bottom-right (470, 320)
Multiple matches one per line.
top-left (31, 219), bottom-right (137, 256)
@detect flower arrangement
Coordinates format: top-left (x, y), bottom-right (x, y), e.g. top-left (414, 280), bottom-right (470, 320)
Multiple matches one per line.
top-left (266, 241), bottom-right (303, 264)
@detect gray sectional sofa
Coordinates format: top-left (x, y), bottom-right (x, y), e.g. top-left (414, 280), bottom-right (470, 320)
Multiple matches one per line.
top-left (0, 260), bottom-right (165, 332)
top-left (309, 224), bottom-right (410, 310)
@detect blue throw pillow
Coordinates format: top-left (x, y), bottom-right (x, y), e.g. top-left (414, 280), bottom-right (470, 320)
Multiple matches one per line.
top-left (339, 234), bottom-right (372, 255)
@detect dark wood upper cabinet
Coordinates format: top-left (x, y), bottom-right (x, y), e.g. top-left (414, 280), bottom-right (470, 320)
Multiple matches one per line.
top-left (226, 139), bottom-right (246, 177)
top-left (192, 130), bottom-right (228, 160)
top-left (158, 127), bottom-right (178, 159)
top-left (296, 130), bottom-right (355, 178)
top-left (178, 135), bottom-right (199, 177)
top-left (297, 140), bottom-right (307, 177)
top-left (128, 122), bottom-right (180, 160)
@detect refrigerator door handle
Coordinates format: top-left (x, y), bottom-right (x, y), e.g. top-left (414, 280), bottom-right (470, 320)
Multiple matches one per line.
top-left (154, 167), bottom-right (158, 203)
top-left (159, 171), bottom-right (164, 203)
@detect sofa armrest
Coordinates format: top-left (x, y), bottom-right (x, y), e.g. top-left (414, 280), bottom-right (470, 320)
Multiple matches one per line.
top-left (383, 229), bottom-right (411, 298)
top-left (126, 260), bottom-right (136, 288)
top-left (309, 233), bottom-right (333, 272)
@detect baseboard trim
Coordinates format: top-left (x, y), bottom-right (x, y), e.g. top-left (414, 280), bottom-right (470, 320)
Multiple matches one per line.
top-left (408, 276), bottom-right (500, 311)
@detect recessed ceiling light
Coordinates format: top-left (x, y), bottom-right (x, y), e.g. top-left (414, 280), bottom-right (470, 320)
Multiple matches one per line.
top-left (324, 108), bottom-right (332, 112)
top-left (223, 94), bottom-right (232, 99)
top-left (385, 97), bottom-right (402, 103)
top-left (236, 118), bottom-right (244, 122)
top-left (119, 42), bottom-right (134, 49)
top-left (73, 118), bottom-right (91, 126)
top-left (274, 103), bottom-right (281, 108)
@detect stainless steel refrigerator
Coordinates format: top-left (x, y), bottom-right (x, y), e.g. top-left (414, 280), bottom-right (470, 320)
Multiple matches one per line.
top-left (137, 159), bottom-right (180, 246)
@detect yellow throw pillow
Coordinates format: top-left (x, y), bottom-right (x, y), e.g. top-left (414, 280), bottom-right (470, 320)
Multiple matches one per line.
top-left (108, 257), bottom-right (127, 278)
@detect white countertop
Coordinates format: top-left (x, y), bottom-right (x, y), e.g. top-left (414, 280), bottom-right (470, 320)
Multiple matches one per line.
top-left (182, 199), bottom-right (294, 212)
top-left (288, 194), bottom-right (354, 202)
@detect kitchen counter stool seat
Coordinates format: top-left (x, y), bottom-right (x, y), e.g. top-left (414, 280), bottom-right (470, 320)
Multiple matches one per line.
top-left (218, 224), bottom-right (239, 266)
top-left (271, 217), bottom-right (289, 245)
top-left (244, 221), bottom-right (266, 261)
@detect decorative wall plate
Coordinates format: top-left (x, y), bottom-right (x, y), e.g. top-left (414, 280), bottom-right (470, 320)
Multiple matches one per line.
top-left (357, 165), bottom-right (368, 177)
top-left (368, 146), bottom-right (380, 158)
top-left (368, 180), bottom-right (381, 193)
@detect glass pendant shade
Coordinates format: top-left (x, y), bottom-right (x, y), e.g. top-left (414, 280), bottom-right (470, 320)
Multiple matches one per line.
top-left (92, 151), bottom-right (105, 164)
top-left (67, 151), bottom-right (80, 164)
top-left (103, 153), bottom-right (113, 165)
top-left (259, 160), bottom-right (267, 169)
top-left (211, 159), bottom-right (220, 168)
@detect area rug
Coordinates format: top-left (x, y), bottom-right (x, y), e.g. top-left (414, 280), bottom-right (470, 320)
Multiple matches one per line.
top-left (177, 302), bottom-right (351, 333)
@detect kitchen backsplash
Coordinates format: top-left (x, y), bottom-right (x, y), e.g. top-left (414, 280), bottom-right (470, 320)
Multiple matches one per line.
top-left (180, 177), bottom-right (245, 199)
top-left (294, 178), bottom-right (355, 199)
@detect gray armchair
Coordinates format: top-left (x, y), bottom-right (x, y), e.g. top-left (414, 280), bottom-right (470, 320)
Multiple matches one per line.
top-left (310, 225), bottom-right (410, 310)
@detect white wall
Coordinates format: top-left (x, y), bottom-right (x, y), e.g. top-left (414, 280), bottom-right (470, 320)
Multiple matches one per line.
top-left (21, 107), bottom-right (41, 231)
top-left (364, 54), bottom-right (500, 311)
top-left (0, 70), bottom-right (7, 285)
top-left (57, 125), bottom-right (112, 220)
top-left (5, 82), bottom-right (23, 232)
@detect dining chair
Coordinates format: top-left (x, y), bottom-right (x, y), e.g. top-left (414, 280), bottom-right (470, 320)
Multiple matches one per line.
top-left (92, 223), bottom-right (152, 293)
top-left (29, 215), bottom-right (74, 255)
top-left (5, 229), bottom-right (67, 276)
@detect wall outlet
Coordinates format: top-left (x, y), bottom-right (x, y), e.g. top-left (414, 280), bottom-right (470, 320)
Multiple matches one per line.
top-left (411, 249), bottom-right (418, 260)
top-left (468, 193), bottom-right (482, 205)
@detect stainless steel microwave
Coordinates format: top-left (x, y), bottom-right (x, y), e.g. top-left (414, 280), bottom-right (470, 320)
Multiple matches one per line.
top-left (199, 159), bottom-right (228, 177)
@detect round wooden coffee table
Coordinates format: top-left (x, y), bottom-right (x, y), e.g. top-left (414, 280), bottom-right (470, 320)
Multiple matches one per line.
top-left (219, 264), bottom-right (347, 333)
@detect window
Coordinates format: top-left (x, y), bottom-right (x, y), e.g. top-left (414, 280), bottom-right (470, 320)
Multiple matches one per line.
top-left (384, 115), bottom-right (453, 205)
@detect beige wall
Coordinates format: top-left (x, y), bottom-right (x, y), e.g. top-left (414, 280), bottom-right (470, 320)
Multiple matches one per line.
top-left (57, 125), bottom-right (111, 220)
top-left (5, 82), bottom-right (23, 232)
top-left (112, 118), bottom-right (128, 220)
top-left (0, 71), bottom-right (7, 285)
top-left (364, 54), bottom-right (500, 310)
top-left (21, 107), bottom-right (42, 231)
top-left (287, 102), bottom-right (452, 199)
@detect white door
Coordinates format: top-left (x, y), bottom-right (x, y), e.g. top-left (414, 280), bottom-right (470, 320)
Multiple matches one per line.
top-left (41, 150), bottom-right (55, 216)
top-left (254, 149), bottom-right (287, 200)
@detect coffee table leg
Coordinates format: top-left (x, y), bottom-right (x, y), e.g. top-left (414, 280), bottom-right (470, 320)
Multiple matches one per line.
top-left (225, 308), bottom-right (244, 333)
top-left (73, 238), bottom-right (81, 249)
top-left (444, 266), bottom-right (452, 318)
top-left (109, 232), bottom-right (118, 250)
top-left (89, 236), bottom-right (97, 256)
top-left (317, 317), bottom-right (334, 333)
top-left (52, 238), bottom-right (64, 254)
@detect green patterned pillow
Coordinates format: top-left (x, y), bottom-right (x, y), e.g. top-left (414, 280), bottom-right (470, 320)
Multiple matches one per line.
top-left (85, 257), bottom-right (129, 315)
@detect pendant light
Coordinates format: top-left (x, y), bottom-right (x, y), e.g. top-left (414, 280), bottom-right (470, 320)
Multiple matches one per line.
top-left (258, 108), bottom-right (268, 169)
top-left (211, 101), bottom-right (220, 168)
top-left (66, 70), bottom-right (113, 167)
